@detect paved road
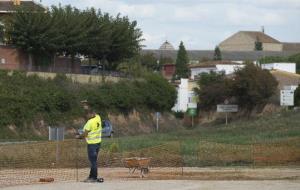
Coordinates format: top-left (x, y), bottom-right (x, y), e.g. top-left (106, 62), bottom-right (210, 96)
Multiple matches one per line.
top-left (2, 180), bottom-right (300, 190)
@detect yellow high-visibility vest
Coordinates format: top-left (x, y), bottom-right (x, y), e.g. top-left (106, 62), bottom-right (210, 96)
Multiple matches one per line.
top-left (83, 114), bottom-right (102, 144)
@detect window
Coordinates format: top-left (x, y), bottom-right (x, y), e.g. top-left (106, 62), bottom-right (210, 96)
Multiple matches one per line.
top-left (1, 58), bottom-right (6, 64)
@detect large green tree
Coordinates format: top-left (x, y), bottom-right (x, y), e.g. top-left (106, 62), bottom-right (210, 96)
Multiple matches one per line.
top-left (194, 64), bottom-right (278, 113)
top-left (5, 5), bottom-right (143, 71)
top-left (6, 8), bottom-right (62, 69)
top-left (194, 72), bottom-right (231, 112)
top-left (51, 6), bottom-right (93, 65)
top-left (175, 41), bottom-right (189, 79)
top-left (105, 15), bottom-right (143, 70)
top-left (232, 63), bottom-right (278, 111)
top-left (83, 11), bottom-right (111, 64)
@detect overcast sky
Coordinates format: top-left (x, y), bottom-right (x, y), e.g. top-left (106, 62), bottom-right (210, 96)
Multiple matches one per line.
top-left (41, 0), bottom-right (300, 50)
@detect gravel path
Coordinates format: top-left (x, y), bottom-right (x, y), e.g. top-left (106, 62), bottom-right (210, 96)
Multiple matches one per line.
top-left (2, 180), bottom-right (300, 190)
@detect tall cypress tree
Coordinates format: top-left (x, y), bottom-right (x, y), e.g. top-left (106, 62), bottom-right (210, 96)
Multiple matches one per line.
top-left (0, 24), bottom-right (4, 43)
top-left (175, 41), bottom-right (189, 79)
top-left (214, 46), bottom-right (222, 60)
top-left (255, 37), bottom-right (263, 51)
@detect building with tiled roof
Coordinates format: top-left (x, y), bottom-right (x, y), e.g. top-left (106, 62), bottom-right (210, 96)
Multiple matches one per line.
top-left (189, 60), bottom-right (245, 80)
top-left (141, 49), bottom-right (298, 63)
top-left (0, 0), bottom-right (45, 18)
top-left (159, 40), bottom-right (175, 51)
top-left (219, 31), bottom-right (300, 52)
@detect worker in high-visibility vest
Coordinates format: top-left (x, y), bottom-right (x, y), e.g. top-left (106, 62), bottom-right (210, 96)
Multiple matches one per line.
top-left (76, 108), bottom-right (103, 183)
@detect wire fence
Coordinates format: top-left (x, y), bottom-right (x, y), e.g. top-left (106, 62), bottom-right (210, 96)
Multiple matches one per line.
top-left (0, 139), bottom-right (299, 187)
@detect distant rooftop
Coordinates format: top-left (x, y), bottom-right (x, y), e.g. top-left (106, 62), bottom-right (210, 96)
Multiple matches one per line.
top-left (159, 41), bottom-right (175, 51)
top-left (0, 0), bottom-right (45, 13)
top-left (239, 31), bottom-right (280, 43)
top-left (189, 60), bottom-right (241, 68)
top-left (142, 49), bottom-right (299, 61)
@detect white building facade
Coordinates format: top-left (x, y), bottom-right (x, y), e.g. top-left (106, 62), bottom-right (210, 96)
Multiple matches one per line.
top-left (172, 79), bottom-right (197, 112)
top-left (190, 64), bottom-right (245, 80)
top-left (261, 63), bottom-right (296, 74)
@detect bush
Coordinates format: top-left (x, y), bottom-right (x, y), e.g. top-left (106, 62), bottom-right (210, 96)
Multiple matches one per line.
top-left (87, 73), bottom-right (177, 113)
top-left (0, 71), bottom-right (177, 128)
top-left (194, 72), bottom-right (231, 112)
top-left (232, 63), bottom-right (278, 111)
top-left (194, 64), bottom-right (278, 113)
top-left (173, 111), bottom-right (184, 119)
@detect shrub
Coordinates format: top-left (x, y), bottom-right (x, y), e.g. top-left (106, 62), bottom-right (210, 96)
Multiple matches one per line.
top-left (0, 71), bottom-right (177, 128)
top-left (232, 63), bottom-right (278, 111)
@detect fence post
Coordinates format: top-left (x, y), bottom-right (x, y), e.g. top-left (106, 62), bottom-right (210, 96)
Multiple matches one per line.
top-left (76, 139), bottom-right (79, 182)
top-left (252, 137), bottom-right (255, 169)
top-left (180, 140), bottom-right (184, 176)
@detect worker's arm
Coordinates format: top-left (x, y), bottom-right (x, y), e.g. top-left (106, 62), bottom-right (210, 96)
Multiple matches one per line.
top-left (76, 120), bottom-right (91, 139)
top-left (75, 129), bottom-right (90, 139)
top-left (82, 130), bottom-right (89, 138)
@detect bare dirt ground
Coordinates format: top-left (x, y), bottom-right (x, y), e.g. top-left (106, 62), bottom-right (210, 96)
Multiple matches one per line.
top-left (1, 167), bottom-right (300, 189)
top-left (1, 180), bottom-right (300, 190)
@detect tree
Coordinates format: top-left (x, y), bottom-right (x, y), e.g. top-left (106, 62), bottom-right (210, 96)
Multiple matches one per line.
top-left (213, 46), bottom-right (222, 60)
top-left (51, 6), bottom-right (93, 66)
top-left (6, 7), bottom-right (63, 70)
top-left (81, 10), bottom-right (111, 64)
top-left (194, 72), bottom-right (231, 112)
top-left (141, 73), bottom-right (177, 111)
top-left (105, 15), bottom-right (143, 70)
top-left (288, 53), bottom-right (300, 74)
top-left (140, 53), bottom-right (159, 71)
top-left (0, 23), bottom-right (4, 43)
top-left (255, 37), bottom-right (263, 51)
top-left (231, 63), bottom-right (278, 111)
top-left (175, 41), bottom-right (189, 79)
top-left (294, 85), bottom-right (300, 106)
top-left (5, 5), bottom-right (143, 72)
top-left (117, 57), bottom-right (148, 77)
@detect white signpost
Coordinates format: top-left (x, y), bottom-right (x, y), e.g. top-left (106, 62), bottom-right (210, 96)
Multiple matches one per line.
top-left (280, 90), bottom-right (294, 106)
top-left (217, 104), bottom-right (238, 125)
top-left (187, 103), bottom-right (197, 127)
top-left (155, 112), bottom-right (161, 132)
top-left (217, 105), bottom-right (238, 113)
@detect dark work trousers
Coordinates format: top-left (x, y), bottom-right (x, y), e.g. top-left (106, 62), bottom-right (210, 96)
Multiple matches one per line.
top-left (87, 143), bottom-right (101, 179)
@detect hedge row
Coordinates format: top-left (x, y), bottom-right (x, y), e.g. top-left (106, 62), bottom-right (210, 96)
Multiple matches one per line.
top-left (0, 70), bottom-right (177, 128)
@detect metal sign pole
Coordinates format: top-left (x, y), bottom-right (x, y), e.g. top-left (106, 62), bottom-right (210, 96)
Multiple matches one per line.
top-left (56, 128), bottom-right (59, 163)
top-left (192, 115), bottom-right (194, 127)
top-left (225, 113), bottom-right (228, 125)
top-left (156, 112), bottom-right (160, 132)
top-left (76, 139), bottom-right (79, 182)
top-left (156, 116), bottom-right (159, 132)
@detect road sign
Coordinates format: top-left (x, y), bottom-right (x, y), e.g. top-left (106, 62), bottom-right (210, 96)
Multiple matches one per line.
top-left (187, 103), bottom-right (197, 109)
top-left (217, 105), bottom-right (238, 112)
top-left (156, 112), bottom-right (161, 118)
top-left (187, 108), bottom-right (197, 116)
top-left (49, 127), bottom-right (65, 141)
top-left (283, 85), bottom-right (298, 91)
top-left (280, 90), bottom-right (294, 106)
